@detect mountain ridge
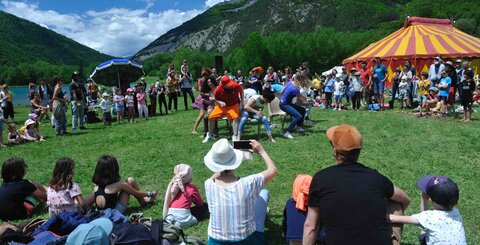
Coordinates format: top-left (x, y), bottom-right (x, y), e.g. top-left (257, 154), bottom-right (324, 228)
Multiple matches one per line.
top-left (0, 10), bottom-right (112, 67)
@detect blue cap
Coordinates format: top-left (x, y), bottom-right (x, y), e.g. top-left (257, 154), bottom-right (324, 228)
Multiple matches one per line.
top-left (416, 175), bottom-right (459, 208)
top-left (66, 218), bottom-right (113, 245)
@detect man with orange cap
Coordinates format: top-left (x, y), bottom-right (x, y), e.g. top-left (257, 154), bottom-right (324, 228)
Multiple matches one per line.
top-left (303, 124), bottom-right (411, 245)
top-left (203, 75), bottom-right (243, 143)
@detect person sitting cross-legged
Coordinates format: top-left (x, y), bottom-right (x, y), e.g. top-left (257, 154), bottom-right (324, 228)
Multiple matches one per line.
top-left (237, 88), bottom-right (276, 142)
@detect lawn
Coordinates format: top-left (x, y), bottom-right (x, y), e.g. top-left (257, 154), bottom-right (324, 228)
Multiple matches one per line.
top-left (1, 101), bottom-right (479, 244)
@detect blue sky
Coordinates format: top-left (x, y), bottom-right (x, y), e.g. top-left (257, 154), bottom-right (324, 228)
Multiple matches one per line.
top-left (0, 0), bottom-right (228, 57)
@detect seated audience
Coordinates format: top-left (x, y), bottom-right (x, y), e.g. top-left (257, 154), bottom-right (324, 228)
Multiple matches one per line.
top-left (303, 124), bottom-right (411, 245)
top-left (283, 174), bottom-right (325, 245)
top-left (23, 118), bottom-right (45, 142)
top-left (47, 157), bottom-right (93, 217)
top-left (0, 157), bottom-right (47, 221)
top-left (204, 139), bottom-right (277, 244)
top-left (163, 164), bottom-right (208, 228)
top-left (92, 155), bottom-right (156, 214)
top-left (388, 175), bottom-right (466, 245)
top-left (7, 123), bottom-right (24, 144)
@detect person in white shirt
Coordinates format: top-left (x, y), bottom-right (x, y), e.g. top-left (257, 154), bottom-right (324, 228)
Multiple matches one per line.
top-left (333, 74), bottom-right (344, 111)
top-left (99, 93), bottom-right (112, 126)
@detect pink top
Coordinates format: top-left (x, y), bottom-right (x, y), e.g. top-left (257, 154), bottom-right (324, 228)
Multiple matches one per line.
top-left (169, 183), bottom-right (204, 209)
top-left (136, 92), bottom-right (146, 105)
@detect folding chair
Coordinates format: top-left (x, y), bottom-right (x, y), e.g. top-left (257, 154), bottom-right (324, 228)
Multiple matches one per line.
top-left (267, 97), bottom-right (289, 130)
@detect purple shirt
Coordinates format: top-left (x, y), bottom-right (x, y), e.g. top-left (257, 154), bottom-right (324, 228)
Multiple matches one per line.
top-left (281, 82), bottom-right (300, 104)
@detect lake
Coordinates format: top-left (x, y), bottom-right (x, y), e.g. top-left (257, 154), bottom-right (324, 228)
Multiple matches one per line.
top-left (8, 85), bottom-right (70, 105)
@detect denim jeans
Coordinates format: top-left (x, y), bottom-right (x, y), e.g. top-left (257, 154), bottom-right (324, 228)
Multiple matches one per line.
top-left (280, 102), bottom-right (305, 133)
top-left (253, 189), bottom-right (269, 233)
top-left (71, 100), bottom-right (85, 130)
top-left (237, 111), bottom-right (271, 135)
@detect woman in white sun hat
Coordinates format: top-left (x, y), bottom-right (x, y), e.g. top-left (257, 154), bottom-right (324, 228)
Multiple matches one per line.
top-left (204, 138), bottom-right (277, 244)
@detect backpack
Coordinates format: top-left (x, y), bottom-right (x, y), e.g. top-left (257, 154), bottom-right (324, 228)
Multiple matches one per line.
top-left (150, 219), bottom-right (204, 245)
top-left (110, 222), bottom-right (154, 245)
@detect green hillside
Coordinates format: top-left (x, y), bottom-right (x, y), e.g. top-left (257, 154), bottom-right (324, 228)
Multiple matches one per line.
top-left (137, 0), bottom-right (480, 78)
top-left (0, 11), bottom-right (113, 85)
top-left (0, 11), bottom-right (111, 66)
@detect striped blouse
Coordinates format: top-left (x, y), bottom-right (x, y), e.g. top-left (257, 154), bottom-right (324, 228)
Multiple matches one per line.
top-left (205, 173), bottom-right (264, 241)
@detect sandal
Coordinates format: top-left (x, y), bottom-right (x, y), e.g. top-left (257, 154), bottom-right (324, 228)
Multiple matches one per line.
top-left (143, 191), bottom-right (157, 205)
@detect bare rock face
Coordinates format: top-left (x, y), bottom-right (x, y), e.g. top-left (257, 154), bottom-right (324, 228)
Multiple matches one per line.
top-left (132, 0), bottom-right (399, 61)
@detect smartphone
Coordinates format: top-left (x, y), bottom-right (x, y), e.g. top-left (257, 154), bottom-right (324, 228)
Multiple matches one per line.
top-left (233, 140), bottom-right (252, 150)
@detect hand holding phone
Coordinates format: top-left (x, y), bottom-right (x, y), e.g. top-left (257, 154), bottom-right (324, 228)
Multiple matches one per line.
top-left (233, 140), bottom-right (252, 150)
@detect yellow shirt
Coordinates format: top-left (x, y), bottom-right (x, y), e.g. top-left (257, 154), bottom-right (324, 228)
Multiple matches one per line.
top-left (417, 79), bottom-right (430, 95)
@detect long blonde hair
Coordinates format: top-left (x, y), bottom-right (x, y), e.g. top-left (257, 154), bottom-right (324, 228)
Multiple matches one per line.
top-left (294, 71), bottom-right (311, 88)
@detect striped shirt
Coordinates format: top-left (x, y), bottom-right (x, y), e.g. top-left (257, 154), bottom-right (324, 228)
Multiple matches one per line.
top-left (205, 173), bottom-right (264, 241)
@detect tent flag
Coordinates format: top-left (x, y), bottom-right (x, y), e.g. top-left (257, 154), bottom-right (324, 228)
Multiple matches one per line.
top-left (342, 17), bottom-right (480, 85)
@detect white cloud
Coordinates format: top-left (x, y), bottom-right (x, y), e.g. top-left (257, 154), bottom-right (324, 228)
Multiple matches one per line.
top-left (205, 0), bottom-right (228, 7)
top-left (0, 0), bottom-right (203, 57)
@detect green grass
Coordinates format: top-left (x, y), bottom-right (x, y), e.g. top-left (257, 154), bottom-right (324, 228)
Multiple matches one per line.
top-left (1, 102), bottom-right (480, 244)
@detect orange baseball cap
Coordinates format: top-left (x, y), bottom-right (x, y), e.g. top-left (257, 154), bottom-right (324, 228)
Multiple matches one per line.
top-left (326, 124), bottom-right (362, 153)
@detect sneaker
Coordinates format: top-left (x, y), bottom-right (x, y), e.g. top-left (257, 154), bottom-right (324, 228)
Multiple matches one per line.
top-left (283, 131), bottom-right (294, 139)
top-left (339, 108), bottom-right (342, 111)
top-left (333, 108), bottom-right (337, 111)
top-left (72, 128), bottom-right (77, 133)
top-left (296, 127), bottom-right (305, 132)
top-left (270, 124), bottom-right (276, 129)
top-left (79, 126), bottom-right (87, 130)
top-left (202, 133), bottom-right (212, 143)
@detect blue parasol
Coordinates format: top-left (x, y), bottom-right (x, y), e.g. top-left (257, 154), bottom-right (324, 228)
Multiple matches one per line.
top-left (90, 58), bottom-right (145, 88)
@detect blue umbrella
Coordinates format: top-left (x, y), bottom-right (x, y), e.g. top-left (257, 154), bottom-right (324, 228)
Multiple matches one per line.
top-left (90, 58), bottom-right (145, 88)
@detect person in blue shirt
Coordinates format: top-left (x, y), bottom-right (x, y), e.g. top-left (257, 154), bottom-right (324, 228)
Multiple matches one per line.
top-left (370, 58), bottom-right (388, 109)
top-left (438, 71), bottom-right (452, 118)
top-left (324, 74), bottom-right (335, 109)
top-left (280, 71), bottom-right (314, 139)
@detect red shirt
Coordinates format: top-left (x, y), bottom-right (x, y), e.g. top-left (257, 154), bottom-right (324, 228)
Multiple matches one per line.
top-left (169, 183), bottom-right (204, 209)
top-left (214, 82), bottom-right (243, 107)
top-left (360, 69), bottom-right (371, 86)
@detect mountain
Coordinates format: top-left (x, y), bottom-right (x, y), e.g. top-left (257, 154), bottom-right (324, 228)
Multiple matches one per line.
top-left (133, 0), bottom-right (480, 61)
top-left (0, 11), bottom-right (112, 67)
top-left (133, 0), bottom-right (402, 60)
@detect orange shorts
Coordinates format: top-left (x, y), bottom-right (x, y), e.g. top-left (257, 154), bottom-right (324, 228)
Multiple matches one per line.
top-left (208, 104), bottom-right (240, 121)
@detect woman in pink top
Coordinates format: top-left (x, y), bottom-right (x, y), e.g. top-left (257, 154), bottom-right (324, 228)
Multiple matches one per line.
top-left (136, 87), bottom-right (148, 120)
top-left (163, 164), bottom-right (208, 228)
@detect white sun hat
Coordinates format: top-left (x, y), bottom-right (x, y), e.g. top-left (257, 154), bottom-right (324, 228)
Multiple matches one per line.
top-left (204, 139), bottom-right (244, 172)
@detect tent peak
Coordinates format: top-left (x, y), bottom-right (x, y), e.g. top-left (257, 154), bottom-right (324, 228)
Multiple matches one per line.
top-left (404, 17), bottom-right (452, 27)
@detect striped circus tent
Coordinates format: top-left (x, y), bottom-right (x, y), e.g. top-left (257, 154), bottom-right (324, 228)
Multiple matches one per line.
top-left (343, 16), bottom-right (480, 84)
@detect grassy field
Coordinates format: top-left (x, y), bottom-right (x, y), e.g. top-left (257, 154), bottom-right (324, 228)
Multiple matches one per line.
top-left (1, 101), bottom-right (479, 244)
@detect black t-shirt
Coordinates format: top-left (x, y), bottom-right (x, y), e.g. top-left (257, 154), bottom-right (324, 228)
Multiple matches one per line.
top-left (0, 179), bottom-right (36, 221)
top-left (309, 162), bottom-right (394, 245)
top-left (460, 79), bottom-right (475, 100)
top-left (69, 81), bottom-right (84, 101)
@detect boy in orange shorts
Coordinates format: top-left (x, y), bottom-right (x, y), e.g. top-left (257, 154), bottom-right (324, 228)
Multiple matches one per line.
top-left (203, 76), bottom-right (244, 143)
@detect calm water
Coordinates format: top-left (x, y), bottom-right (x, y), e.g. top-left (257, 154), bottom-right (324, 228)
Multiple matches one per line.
top-left (9, 85), bottom-right (70, 105)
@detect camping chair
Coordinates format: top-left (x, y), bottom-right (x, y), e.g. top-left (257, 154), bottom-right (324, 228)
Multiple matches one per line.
top-left (268, 97), bottom-right (289, 130)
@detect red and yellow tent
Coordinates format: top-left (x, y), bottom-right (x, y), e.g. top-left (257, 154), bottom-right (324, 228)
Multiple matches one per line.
top-left (343, 17), bottom-right (480, 84)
